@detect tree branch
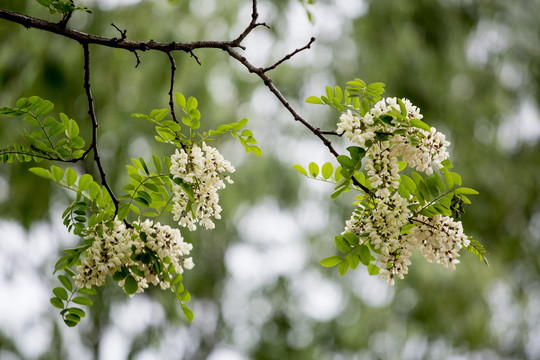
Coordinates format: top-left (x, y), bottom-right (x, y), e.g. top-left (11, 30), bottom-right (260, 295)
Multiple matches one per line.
top-left (82, 42), bottom-right (119, 214)
top-left (166, 51), bottom-right (178, 124)
top-left (230, 0), bottom-right (269, 48)
top-left (263, 37), bottom-right (315, 73)
top-left (0, 2), bottom-right (372, 196)
top-left (0, 8), bottom-right (235, 53)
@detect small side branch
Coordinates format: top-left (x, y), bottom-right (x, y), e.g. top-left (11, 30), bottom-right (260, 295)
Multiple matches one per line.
top-left (263, 37), bottom-right (315, 73)
top-left (111, 23), bottom-right (127, 41)
top-left (230, 0), bottom-right (269, 48)
top-left (82, 42), bottom-right (120, 214)
top-left (166, 51), bottom-right (178, 123)
top-left (318, 129), bottom-right (339, 135)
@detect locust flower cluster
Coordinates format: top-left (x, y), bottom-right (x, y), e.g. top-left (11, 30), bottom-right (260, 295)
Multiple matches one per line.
top-left (74, 219), bottom-right (194, 294)
top-left (170, 142), bottom-right (235, 231)
top-left (338, 97), bottom-right (469, 285)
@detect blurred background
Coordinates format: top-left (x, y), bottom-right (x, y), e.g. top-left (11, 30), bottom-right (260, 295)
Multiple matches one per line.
top-left (1, 0), bottom-right (539, 359)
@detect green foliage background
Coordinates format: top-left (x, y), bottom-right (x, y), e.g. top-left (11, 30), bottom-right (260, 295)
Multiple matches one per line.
top-left (1, 0), bottom-right (539, 359)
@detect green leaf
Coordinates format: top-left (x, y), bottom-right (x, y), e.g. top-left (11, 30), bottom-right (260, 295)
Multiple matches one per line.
top-left (293, 164), bottom-right (308, 177)
top-left (36, 100), bottom-right (54, 116)
top-left (175, 93), bottom-right (186, 109)
top-left (152, 154), bottom-right (162, 173)
top-left (150, 108), bottom-right (169, 121)
top-left (51, 165), bottom-right (64, 182)
top-left (29, 167), bottom-right (52, 180)
top-left (179, 290), bottom-right (191, 302)
top-left (342, 234), bottom-right (358, 248)
top-left (433, 172), bottom-right (446, 192)
top-left (347, 253), bottom-right (360, 269)
top-left (441, 159), bottom-right (453, 169)
top-left (66, 168), bottom-right (77, 187)
top-left (401, 174), bottom-right (416, 193)
top-left (357, 245), bottom-right (371, 266)
top-left (65, 313), bottom-right (81, 324)
top-left (454, 187), bottom-right (479, 195)
top-left (88, 181), bottom-right (101, 200)
top-left (78, 174), bottom-right (93, 191)
top-left (63, 319), bottom-right (78, 327)
top-left (337, 155), bottom-right (355, 169)
top-left (338, 259), bottom-right (349, 276)
top-left (187, 97), bottom-right (198, 112)
top-left (400, 223), bottom-right (416, 235)
top-left (410, 119), bottom-right (431, 132)
top-left (425, 177), bottom-right (440, 197)
top-left (367, 264), bottom-right (380, 275)
top-left (334, 235), bottom-right (351, 253)
top-left (67, 119), bottom-right (79, 138)
top-left (308, 162), bottom-right (319, 177)
top-left (112, 267), bottom-right (129, 281)
top-left (58, 275), bottom-right (73, 292)
top-left (123, 275), bottom-right (138, 295)
top-left (136, 190), bottom-right (152, 206)
top-left (320, 256), bottom-right (341, 267)
top-left (305, 96), bottom-right (324, 105)
top-left (325, 86), bottom-right (334, 100)
top-left (451, 172), bottom-right (462, 186)
top-left (50, 297), bottom-right (64, 309)
top-left (441, 168), bottom-right (454, 189)
top-left (53, 287), bottom-right (69, 301)
top-left (72, 296), bottom-right (93, 306)
top-left (347, 146), bottom-right (366, 162)
top-left (321, 162), bottom-right (333, 180)
top-left (23, 116), bottom-right (40, 127)
top-left (71, 136), bottom-right (85, 149)
top-left (181, 304), bottom-right (194, 322)
top-left (77, 287), bottom-right (97, 296)
top-left (397, 183), bottom-right (410, 198)
top-left (67, 307), bottom-right (86, 318)
top-left (249, 145), bottom-right (262, 156)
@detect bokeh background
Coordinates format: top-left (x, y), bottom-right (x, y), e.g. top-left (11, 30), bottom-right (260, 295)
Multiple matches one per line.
top-left (1, 0), bottom-right (540, 359)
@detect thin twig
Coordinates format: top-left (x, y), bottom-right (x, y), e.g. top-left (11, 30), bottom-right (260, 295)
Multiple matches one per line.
top-left (263, 37), bottom-right (315, 73)
top-left (131, 50), bottom-right (141, 68)
top-left (189, 50), bottom-right (201, 65)
top-left (82, 42), bottom-right (120, 215)
top-left (166, 51), bottom-right (178, 123)
top-left (229, 0), bottom-right (269, 50)
top-left (318, 129), bottom-right (339, 135)
top-left (111, 23), bottom-right (127, 41)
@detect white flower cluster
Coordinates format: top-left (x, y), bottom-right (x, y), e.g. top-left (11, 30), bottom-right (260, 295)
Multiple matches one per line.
top-left (408, 215), bottom-right (470, 270)
top-left (338, 98), bottom-right (469, 285)
top-left (344, 199), bottom-right (470, 285)
top-left (170, 142), bottom-right (235, 231)
top-left (337, 98), bottom-right (451, 188)
top-left (74, 219), bottom-right (194, 294)
top-left (344, 193), bottom-right (413, 285)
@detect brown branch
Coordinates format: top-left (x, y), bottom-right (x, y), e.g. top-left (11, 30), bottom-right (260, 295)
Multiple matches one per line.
top-left (166, 51), bottom-right (178, 124)
top-left (0, 8), bottom-right (235, 53)
top-left (318, 129), bottom-right (340, 135)
top-left (1, 0), bottom-right (372, 197)
top-left (263, 37), bottom-right (316, 73)
top-left (222, 45), bottom-right (374, 196)
top-left (230, 0), bottom-right (269, 48)
top-left (82, 42), bottom-right (119, 214)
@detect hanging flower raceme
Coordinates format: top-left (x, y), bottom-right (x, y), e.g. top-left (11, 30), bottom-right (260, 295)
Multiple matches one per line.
top-left (169, 142), bottom-right (235, 231)
top-left (305, 81), bottom-right (485, 286)
top-left (74, 219), bottom-right (194, 295)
